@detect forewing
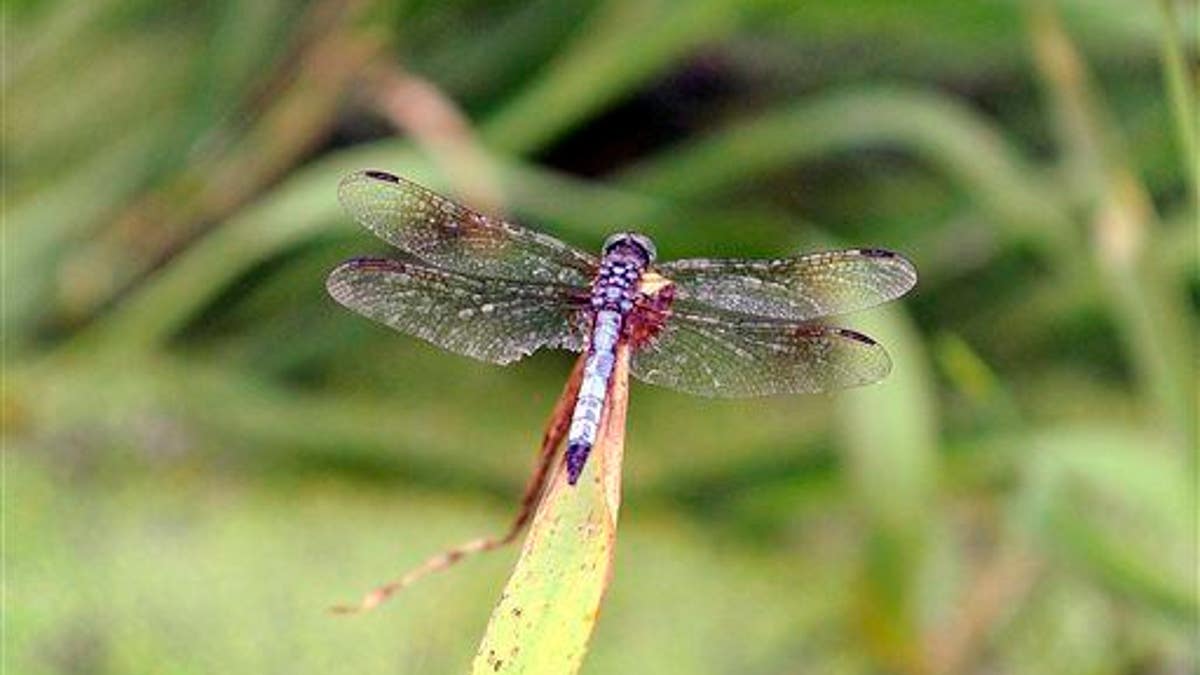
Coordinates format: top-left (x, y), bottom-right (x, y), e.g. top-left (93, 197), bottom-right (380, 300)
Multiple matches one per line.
top-left (630, 303), bottom-right (891, 397)
top-left (657, 248), bottom-right (916, 321)
top-left (327, 257), bottom-right (589, 364)
top-left (338, 170), bottom-right (599, 285)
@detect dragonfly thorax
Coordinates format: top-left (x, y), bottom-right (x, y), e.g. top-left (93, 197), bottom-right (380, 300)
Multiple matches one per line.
top-left (591, 241), bottom-right (650, 314)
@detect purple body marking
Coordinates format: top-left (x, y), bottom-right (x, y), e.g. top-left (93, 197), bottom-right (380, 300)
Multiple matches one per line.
top-left (564, 233), bottom-right (657, 484)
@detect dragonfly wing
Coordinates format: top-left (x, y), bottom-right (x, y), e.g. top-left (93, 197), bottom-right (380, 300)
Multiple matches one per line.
top-left (629, 303), bottom-right (891, 397)
top-left (328, 257), bottom-right (589, 364)
top-left (657, 248), bottom-right (916, 321)
top-left (339, 170), bottom-right (599, 286)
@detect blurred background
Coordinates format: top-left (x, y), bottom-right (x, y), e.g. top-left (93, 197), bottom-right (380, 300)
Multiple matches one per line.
top-left (4, 0), bottom-right (1197, 673)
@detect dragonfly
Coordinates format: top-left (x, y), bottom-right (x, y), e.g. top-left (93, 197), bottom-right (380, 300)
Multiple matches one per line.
top-left (327, 170), bottom-right (917, 485)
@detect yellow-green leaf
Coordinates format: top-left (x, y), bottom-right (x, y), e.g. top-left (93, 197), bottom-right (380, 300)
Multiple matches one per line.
top-left (471, 344), bottom-right (631, 675)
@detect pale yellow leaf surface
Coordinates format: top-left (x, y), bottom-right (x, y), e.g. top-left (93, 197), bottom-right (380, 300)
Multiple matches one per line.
top-left (471, 343), bottom-right (631, 675)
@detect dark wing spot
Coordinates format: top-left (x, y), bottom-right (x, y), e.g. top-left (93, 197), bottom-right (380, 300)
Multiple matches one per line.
top-left (363, 169), bottom-right (401, 183)
top-left (855, 248), bottom-right (897, 258)
top-left (836, 328), bottom-right (877, 345)
top-left (339, 257), bottom-right (407, 271)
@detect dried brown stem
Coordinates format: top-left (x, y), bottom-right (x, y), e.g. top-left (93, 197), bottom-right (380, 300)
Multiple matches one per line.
top-left (331, 355), bottom-right (587, 614)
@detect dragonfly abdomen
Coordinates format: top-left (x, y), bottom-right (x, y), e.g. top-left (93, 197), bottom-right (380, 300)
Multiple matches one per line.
top-left (564, 235), bottom-right (654, 484)
top-left (565, 310), bottom-right (620, 484)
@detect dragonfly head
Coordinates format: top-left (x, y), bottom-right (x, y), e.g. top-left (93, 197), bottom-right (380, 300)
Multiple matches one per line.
top-left (602, 232), bottom-right (657, 265)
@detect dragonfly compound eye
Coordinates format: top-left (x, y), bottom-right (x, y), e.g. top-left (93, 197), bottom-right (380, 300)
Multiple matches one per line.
top-left (602, 232), bottom-right (657, 264)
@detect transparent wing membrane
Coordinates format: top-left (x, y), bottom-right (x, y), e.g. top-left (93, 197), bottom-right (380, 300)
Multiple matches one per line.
top-left (630, 303), bottom-right (892, 397)
top-left (658, 249), bottom-right (916, 321)
top-left (327, 257), bottom-right (588, 364)
top-left (331, 170), bottom-right (914, 392)
top-left (338, 170), bottom-right (599, 285)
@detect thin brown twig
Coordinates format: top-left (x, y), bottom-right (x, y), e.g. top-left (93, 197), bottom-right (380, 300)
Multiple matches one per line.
top-left (330, 355), bottom-right (587, 614)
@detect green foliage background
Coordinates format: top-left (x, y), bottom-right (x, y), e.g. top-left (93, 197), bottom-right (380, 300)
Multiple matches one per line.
top-left (4, 0), bottom-right (1197, 673)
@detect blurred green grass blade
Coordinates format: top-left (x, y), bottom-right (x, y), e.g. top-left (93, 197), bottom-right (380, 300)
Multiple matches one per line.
top-left (1020, 426), bottom-right (1196, 622)
top-left (1154, 0), bottom-right (1199, 206)
top-left (1159, 210), bottom-right (1197, 277)
top-left (4, 118), bottom-right (172, 344)
top-left (160, 0), bottom-right (297, 171)
top-left (761, 0), bottom-right (1165, 69)
top-left (837, 308), bottom-right (938, 530)
top-left (201, 0), bottom-right (298, 115)
top-left (66, 143), bottom-right (425, 353)
top-left (616, 87), bottom-right (1076, 260)
top-left (1100, 255), bottom-right (1197, 456)
top-left (1029, 2), bottom-right (1196, 455)
top-left (933, 332), bottom-right (1021, 425)
top-left (471, 347), bottom-right (630, 675)
top-left (1050, 513), bottom-right (1197, 622)
top-left (480, 0), bottom-right (742, 155)
top-left (5, 28), bottom-right (194, 186)
top-left (411, 0), bottom-right (596, 106)
top-left (6, 350), bottom-right (544, 486)
top-left (2, 0), bottom-right (123, 89)
top-left (834, 306), bottom-right (938, 673)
